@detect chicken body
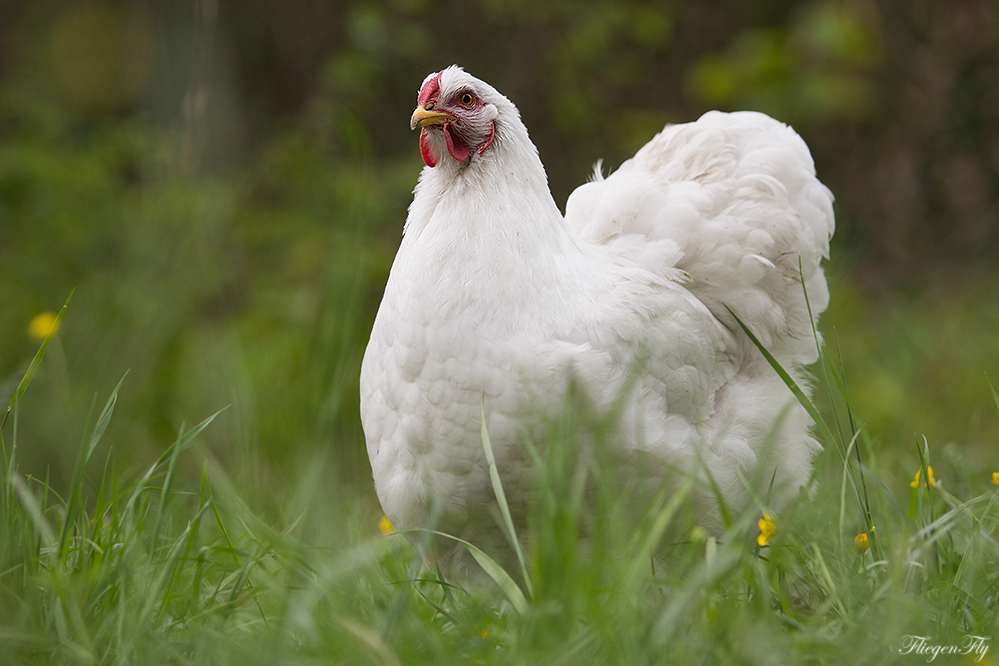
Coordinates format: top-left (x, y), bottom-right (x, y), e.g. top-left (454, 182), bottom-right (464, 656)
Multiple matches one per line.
top-left (360, 66), bottom-right (834, 568)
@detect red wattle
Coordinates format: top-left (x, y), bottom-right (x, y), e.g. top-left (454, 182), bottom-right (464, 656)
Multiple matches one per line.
top-left (444, 124), bottom-right (471, 162)
top-left (419, 128), bottom-right (437, 167)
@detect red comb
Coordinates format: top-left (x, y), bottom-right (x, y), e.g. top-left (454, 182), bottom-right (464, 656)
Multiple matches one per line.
top-left (417, 71), bottom-right (443, 106)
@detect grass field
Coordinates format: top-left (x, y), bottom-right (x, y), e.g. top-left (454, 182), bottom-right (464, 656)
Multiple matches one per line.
top-left (2, 280), bottom-right (998, 665)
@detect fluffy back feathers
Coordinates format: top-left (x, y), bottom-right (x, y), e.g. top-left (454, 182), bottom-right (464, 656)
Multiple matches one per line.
top-left (566, 110), bottom-right (835, 368)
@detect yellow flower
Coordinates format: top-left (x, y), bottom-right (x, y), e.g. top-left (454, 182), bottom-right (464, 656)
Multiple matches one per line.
top-left (480, 629), bottom-right (489, 640)
top-left (28, 312), bottom-right (59, 341)
top-left (690, 525), bottom-right (707, 543)
top-left (992, 472), bottom-right (999, 486)
top-left (910, 466), bottom-right (938, 488)
top-left (854, 533), bottom-right (869, 552)
top-left (757, 513), bottom-right (775, 546)
top-left (378, 515), bottom-right (394, 535)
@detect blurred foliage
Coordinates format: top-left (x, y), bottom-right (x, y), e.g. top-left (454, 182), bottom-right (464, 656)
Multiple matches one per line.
top-left (0, 0), bottom-right (997, 491)
top-left (824, 267), bottom-right (999, 492)
top-left (690, 2), bottom-right (880, 122)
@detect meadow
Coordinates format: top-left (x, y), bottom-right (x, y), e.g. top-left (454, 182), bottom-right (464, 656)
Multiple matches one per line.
top-left (3, 1), bottom-right (999, 662)
top-left (2, 278), bottom-right (999, 665)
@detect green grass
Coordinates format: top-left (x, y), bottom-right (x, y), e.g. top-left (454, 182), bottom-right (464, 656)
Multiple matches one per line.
top-left (2, 307), bottom-right (999, 665)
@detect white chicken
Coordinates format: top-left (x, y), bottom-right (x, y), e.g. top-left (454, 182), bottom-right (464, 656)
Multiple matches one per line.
top-left (360, 66), bottom-right (834, 569)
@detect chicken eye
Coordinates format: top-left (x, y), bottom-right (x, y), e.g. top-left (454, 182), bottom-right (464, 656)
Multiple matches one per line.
top-left (459, 93), bottom-right (474, 107)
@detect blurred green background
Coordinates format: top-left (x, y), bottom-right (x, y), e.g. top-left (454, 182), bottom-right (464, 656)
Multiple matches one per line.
top-left (2, 0), bottom-right (997, 502)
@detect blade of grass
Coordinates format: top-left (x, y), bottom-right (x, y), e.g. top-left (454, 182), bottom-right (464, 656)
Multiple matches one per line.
top-left (58, 393), bottom-right (97, 565)
top-left (833, 330), bottom-right (880, 559)
top-left (724, 306), bottom-right (838, 448)
top-left (727, 304), bottom-right (879, 556)
top-left (623, 477), bottom-right (695, 592)
top-left (838, 429), bottom-right (862, 550)
top-left (811, 543), bottom-right (848, 618)
top-left (987, 374), bottom-right (999, 413)
top-left (123, 408), bottom-right (225, 522)
top-left (212, 487), bottom-right (241, 568)
top-left (139, 522), bottom-right (195, 626)
top-left (10, 474), bottom-right (57, 545)
top-left (914, 437), bottom-right (940, 578)
top-left (691, 440), bottom-right (734, 529)
top-left (59, 374), bottom-right (128, 563)
top-left (402, 527), bottom-right (530, 615)
top-left (151, 408), bottom-right (226, 470)
top-left (1, 290), bottom-right (74, 432)
top-left (799, 257), bottom-right (847, 450)
top-left (480, 396), bottom-right (532, 598)
top-left (151, 419), bottom-right (188, 550)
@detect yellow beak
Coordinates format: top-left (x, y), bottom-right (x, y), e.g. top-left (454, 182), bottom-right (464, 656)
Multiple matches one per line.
top-left (410, 105), bottom-right (452, 130)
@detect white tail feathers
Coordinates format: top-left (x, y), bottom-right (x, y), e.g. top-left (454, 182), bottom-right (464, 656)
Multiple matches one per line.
top-left (566, 110), bottom-right (834, 369)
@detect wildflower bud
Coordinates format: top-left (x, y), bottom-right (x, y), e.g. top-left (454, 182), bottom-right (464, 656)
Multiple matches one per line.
top-left (28, 312), bottom-right (59, 341)
top-left (910, 466), bottom-right (938, 489)
top-left (757, 513), bottom-right (775, 546)
top-left (378, 515), bottom-right (394, 535)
